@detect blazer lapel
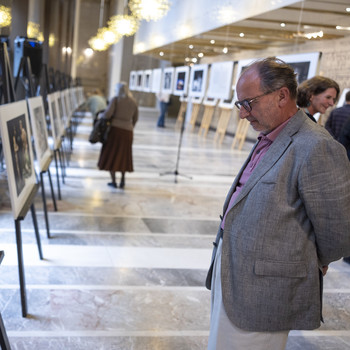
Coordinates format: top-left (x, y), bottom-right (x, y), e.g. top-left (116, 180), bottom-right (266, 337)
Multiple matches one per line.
top-left (227, 110), bottom-right (306, 210)
top-left (222, 142), bottom-right (258, 213)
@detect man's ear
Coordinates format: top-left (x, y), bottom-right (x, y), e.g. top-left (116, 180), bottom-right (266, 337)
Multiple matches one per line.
top-left (278, 87), bottom-right (290, 107)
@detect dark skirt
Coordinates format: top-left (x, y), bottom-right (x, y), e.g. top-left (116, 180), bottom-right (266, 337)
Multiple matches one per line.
top-left (97, 126), bottom-right (134, 172)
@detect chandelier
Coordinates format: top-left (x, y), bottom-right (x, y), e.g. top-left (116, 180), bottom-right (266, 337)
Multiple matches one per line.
top-left (88, 35), bottom-right (110, 51)
top-left (108, 14), bottom-right (139, 37)
top-left (0, 5), bottom-right (11, 28)
top-left (129, 0), bottom-right (171, 22)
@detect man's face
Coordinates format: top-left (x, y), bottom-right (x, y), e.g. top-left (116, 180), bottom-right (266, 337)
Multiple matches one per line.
top-left (236, 69), bottom-right (281, 134)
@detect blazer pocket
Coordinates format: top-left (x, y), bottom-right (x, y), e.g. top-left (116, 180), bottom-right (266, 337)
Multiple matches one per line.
top-left (254, 259), bottom-right (307, 278)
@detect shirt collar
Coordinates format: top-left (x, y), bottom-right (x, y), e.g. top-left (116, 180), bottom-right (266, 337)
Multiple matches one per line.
top-left (258, 117), bottom-right (292, 142)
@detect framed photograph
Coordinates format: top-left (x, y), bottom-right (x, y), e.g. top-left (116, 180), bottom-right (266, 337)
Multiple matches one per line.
top-left (63, 89), bottom-right (72, 124)
top-left (70, 87), bottom-right (78, 111)
top-left (0, 100), bottom-right (37, 219)
top-left (136, 70), bottom-right (144, 91)
top-left (129, 71), bottom-right (137, 90)
top-left (57, 90), bottom-right (68, 131)
top-left (337, 88), bottom-right (350, 107)
top-left (173, 66), bottom-right (190, 97)
top-left (77, 86), bottom-right (85, 106)
top-left (151, 68), bottom-right (162, 93)
top-left (277, 52), bottom-right (321, 84)
top-left (161, 67), bottom-right (175, 94)
top-left (189, 64), bottom-right (208, 98)
top-left (47, 92), bottom-right (63, 149)
top-left (203, 97), bottom-right (218, 106)
top-left (27, 96), bottom-right (52, 172)
top-left (207, 61), bottom-right (235, 100)
top-left (142, 70), bottom-right (152, 92)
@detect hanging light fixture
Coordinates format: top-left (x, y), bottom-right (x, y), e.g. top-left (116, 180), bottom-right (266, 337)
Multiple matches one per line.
top-left (0, 6), bottom-right (11, 28)
top-left (108, 14), bottom-right (139, 37)
top-left (97, 27), bottom-right (122, 45)
top-left (27, 21), bottom-right (40, 38)
top-left (88, 36), bottom-right (109, 51)
top-left (129, 0), bottom-right (171, 22)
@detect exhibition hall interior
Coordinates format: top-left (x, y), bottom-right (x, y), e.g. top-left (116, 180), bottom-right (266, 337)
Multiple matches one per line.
top-left (0, 0), bottom-right (350, 349)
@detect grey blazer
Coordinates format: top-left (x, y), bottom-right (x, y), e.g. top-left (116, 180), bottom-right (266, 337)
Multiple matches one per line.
top-left (207, 110), bottom-right (350, 332)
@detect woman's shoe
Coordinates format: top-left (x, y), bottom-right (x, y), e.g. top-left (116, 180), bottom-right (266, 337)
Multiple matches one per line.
top-left (119, 180), bottom-right (125, 189)
top-left (108, 182), bottom-right (117, 188)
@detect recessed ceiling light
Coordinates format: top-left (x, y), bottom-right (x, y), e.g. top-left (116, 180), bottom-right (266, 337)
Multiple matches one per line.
top-left (198, 52), bottom-right (204, 57)
top-left (192, 57), bottom-right (197, 63)
top-left (185, 57), bottom-right (190, 62)
top-left (189, 44), bottom-right (194, 49)
top-left (223, 47), bottom-right (228, 53)
top-left (336, 25), bottom-right (350, 31)
top-left (159, 51), bottom-right (164, 56)
top-left (280, 23), bottom-right (286, 27)
top-left (239, 32), bottom-right (244, 37)
top-left (346, 7), bottom-right (350, 12)
top-left (210, 39), bottom-right (215, 44)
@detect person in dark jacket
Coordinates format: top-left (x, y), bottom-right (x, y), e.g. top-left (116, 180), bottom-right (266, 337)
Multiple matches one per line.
top-left (325, 90), bottom-right (350, 140)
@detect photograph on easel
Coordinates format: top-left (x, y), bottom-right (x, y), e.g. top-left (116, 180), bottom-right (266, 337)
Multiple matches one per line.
top-left (57, 91), bottom-right (67, 131)
top-left (47, 93), bottom-right (63, 150)
top-left (0, 100), bottom-right (37, 219)
top-left (27, 96), bottom-right (52, 172)
top-left (173, 66), bottom-right (190, 97)
top-left (188, 64), bottom-right (208, 98)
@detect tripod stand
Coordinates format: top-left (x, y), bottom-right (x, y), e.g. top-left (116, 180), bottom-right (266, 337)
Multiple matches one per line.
top-left (160, 110), bottom-right (192, 183)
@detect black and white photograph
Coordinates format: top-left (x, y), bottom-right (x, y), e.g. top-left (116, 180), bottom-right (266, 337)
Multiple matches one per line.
top-left (278, 52), bottom-right (321, 84)
top-left (136, 70), bottom-right (144, 91)
top-left (0, 100), bottom-right (37, 219)
top-left (47, 92), bottom-right (63, 149)
top-left (27, 96), bottom-right (52, 172)
top-left (162, 67), bottom-right (175, 94)
top-left (189, 64), bottom-right (208, 98)
top-left (143, 70), bottom-right (152, 92)
top-left (129, 71), bottom-right (137, 90)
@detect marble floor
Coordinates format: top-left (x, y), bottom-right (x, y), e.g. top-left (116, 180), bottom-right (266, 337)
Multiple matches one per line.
top-left (0, 108), bottom-right (349, 349)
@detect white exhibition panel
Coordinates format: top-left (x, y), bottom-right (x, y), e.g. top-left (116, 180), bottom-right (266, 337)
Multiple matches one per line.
top-left (206, 61), bottom-right (235, 100)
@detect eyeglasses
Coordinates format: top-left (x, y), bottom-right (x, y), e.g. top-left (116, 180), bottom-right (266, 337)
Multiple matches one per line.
top-left (234, 89), bottom-right (279, 112)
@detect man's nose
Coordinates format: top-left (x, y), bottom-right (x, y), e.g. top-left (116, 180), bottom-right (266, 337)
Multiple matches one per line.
top-left (239, 108), bottom-right (250, 119)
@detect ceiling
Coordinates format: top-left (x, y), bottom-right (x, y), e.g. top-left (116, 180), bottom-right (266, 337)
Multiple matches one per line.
top-left (139, 0), bottom-right (350, 65)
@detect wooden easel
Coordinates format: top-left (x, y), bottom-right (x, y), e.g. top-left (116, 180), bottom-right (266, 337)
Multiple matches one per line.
top-left (231, 118), bottom-right (250, 150)
top-left (188, 102), bottom-right (202, 132)
top-left (0, 42), bottom-right (44, 317)
top-left (198, 105), bottom-right (216, 137)
top-left (214, 108), bottom-right (232, 143)
top-left (175, 100), bottom-right (187, 129)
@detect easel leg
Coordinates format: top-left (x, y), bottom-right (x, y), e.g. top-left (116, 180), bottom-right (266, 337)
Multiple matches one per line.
top-left (15, 219), bottom-right (28, 318)
top-left (58, 148), bottom-right (66, 184)
top-left (40, 172), bottom-right (51, 239)
top-left (47, 168), bottom-right (57, 211)
top-left (30, 204), bottom-right (43, 260)
top-left (0, 313), bottom-right (11, 349)
top-left (54, 150), bottom-right (62, 200)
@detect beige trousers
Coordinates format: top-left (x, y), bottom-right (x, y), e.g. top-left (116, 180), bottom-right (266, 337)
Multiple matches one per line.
top-left (208, 239), bottom-right (289, 350)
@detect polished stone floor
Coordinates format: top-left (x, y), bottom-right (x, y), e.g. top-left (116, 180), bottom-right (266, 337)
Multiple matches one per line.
top-left (0, 108), bottom-right (349, 349)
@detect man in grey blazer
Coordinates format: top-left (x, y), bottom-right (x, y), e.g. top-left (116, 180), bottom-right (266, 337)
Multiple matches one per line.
top-left (206, 57), bottom-right (350, 349)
